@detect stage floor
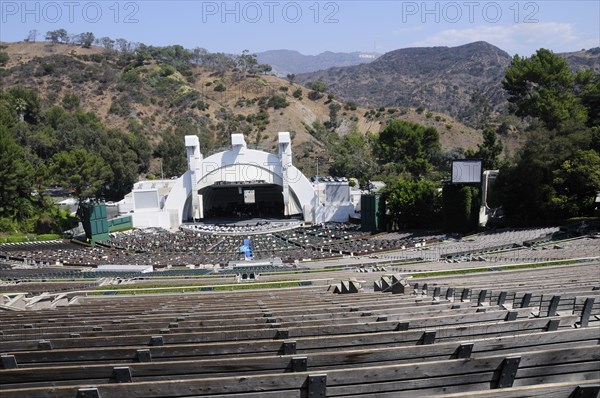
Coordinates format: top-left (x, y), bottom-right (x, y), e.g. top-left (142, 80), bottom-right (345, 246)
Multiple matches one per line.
top-left (181, 218), bottom-right (304, 235)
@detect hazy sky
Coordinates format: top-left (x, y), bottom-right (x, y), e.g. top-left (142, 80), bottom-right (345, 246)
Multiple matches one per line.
top-left (1, 1), bottom-right (599, 56)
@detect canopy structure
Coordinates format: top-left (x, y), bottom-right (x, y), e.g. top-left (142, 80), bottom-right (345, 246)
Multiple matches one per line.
top-left (127, 133), bottom-right (318, 229)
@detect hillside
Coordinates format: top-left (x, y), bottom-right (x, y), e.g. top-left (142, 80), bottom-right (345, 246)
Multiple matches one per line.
top-left (296, 42), bottom-right (600, 125)
top-left (0, 41), bottom-right (490, 177)
top-left (560, 47), bottom-right (600, 72)
top-left (256, 50), bottom-right (380, 76)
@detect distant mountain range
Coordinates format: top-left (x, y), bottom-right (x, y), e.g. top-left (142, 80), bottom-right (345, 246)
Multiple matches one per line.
top-left (294, 42), bottom-right (600, 123)
top-left (256, 49), bottom-right (381, 76)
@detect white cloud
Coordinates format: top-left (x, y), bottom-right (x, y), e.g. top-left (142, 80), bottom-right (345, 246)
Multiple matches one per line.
top-left (411, 23), bottom-right (597, 55)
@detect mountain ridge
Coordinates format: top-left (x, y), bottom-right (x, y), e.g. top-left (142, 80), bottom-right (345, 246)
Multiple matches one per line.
top-left (295, 41), bottom-right (600, 124)
top-left (256, 49), bottom-right (381, 76)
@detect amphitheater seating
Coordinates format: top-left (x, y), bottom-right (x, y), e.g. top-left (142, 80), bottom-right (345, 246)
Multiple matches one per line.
top-left (1, 227), bottom-right (599, 397)
top-left (3, 227), bottom-right (593, 272)
top-left (1, 261), bottom-right (599, 397)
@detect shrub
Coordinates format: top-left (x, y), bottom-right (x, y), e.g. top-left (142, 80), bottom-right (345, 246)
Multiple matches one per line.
top-left (122, 70), bottom-right (141, 84)
top-left (62, 92), bottom-right (80, 110)
top-left (41, 63), bottom-right (55, 75)
top-left (344, 101), bottom-right (358, 111)
top-left (308, 90), bottom-right (323, 101)
top-left (90, 54), bottom-right (104, 63)
top-left (195, 100), bottom-right (208, 111)
top-left (311, 80), bottom-right (327, 93)
top-left (109, 97), bottom-right (132, 116)
top-left (267, 94), bottom-right (289, 109)
top-left (0, 52), bottom-right (10, 66)
top-left (160, 65), bottom-right (176, 77)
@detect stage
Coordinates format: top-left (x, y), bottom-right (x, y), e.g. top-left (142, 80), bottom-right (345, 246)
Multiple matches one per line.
top-left (180, 217), bottom-right (304, 235)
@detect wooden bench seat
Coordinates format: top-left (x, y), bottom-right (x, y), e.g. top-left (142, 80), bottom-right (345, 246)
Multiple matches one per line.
top-left (1, 345), bottom-right (598, 398)
top-left (1, 326), bottom-right (598, 389)
top-left (1, 315), bottom-right (580, 366)
top-left (0, 306), bottom-right (537, 352)
top-left (0, 299), bottom-right (460, 338)
top-left (421, 380), bottom-right (600, 398)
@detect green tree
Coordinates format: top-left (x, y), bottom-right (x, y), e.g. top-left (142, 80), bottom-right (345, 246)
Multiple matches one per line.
top-left (551, 149), bottom-right (600, 217)
top-left (192, 47), bottom-right (208, 64)
top-left (155, 131), bottom-right (187, 177)
top-left (326, 103), bottom-right (342, 129)
top-left (99, 37), bottom-right (115, 51)
top-left (308, 81), bottom-right (327, 101)
top-left (96, 129), bottom-right (141, 201)
top-left (115, 38), bottom-right (130, 53)
top-left (0, 126), bottom-right (35, 221)
top-left (311, 81), bottom-right (327, 93)
top-left (466, 127), bottom-right (503, 170)
top-left (79, 32), bottom-right (95, 48)
top-left (286, 73), bottom-right (296, 84)
top-left (576, 69), bottom-right (600, 127)
top-left (202, 52), bottom-right (235, 75)
top-left (29, 125), bottom-right (58, 160)
top-left (495, 126), bottom-right (599, 220)
top-left (383, 179), bottom-right (442, 229)
top-left (8, 87), bottom-right (41, 124)
top-left (503, 48), bottom-right (587, 130)
top-left (45, 29), bottom-right (68, 44)
top-left (267, 94), bottom-right (289, 109)
top-left (0, 93), bottom-right (19, 129)
top-left (50, 149), bottom-right (111, 202)
top-left (497, 48), bottom-right (599, 221)
top-left (256, 64), bottom-right (272, 75)
top-left (376, 120), bottom-right (441, 178)
top-left (237, 49), bottom-right (257, 74)
top-left (45, 30), bottom-right (60, 44)
top-left (127, 119), bottom-right (152, 174)
top-left (329, 131), bottom-right (377, 185)
top-left (496, 131), bottom-right (554, 220)
top-left (305, 120), bottom-right (337, 146)
top-left (443, 184), bottom-right (480, 233)
top-left (0, 124), bottom-right (72, 233)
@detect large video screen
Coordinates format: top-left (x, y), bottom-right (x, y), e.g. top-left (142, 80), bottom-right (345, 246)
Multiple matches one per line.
top-left (244, 189), bottom-right (255, 204)
top-left (133, 190), bottom-right (160, 209)
top-left (325, 183), bottom-right (350, 203)
top-left (452, 160), bottom-right (482, 184)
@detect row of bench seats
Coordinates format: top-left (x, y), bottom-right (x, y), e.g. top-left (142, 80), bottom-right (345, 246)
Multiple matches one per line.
top-left (1, 264), bottom-right (599, 397)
